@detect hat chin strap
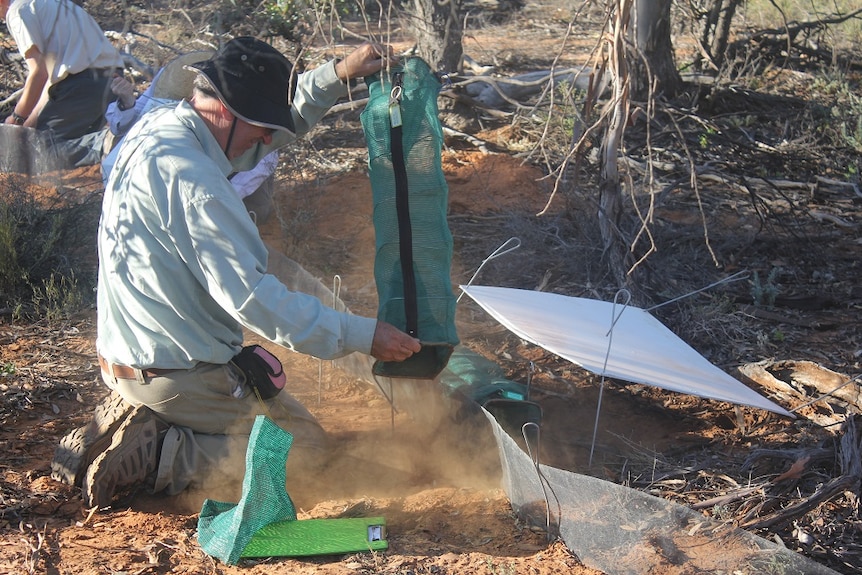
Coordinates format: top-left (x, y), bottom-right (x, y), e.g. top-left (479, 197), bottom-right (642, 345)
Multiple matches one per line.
top-left (224, 116), bottom-right (238, 156)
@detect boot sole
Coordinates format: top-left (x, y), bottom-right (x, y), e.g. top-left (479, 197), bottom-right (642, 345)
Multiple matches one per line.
top-left (82, 406), bottom-right (162, 509)
top-left (50, 391), bottom-right (132, 486)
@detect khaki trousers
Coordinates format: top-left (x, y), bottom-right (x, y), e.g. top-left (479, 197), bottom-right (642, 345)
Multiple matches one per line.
top-left (102, 360), bottom-right (327, 496)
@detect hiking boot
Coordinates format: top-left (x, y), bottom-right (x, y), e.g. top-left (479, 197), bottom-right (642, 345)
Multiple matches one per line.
top-left (51, 391), bottom-right (133, 486)
top-left (82, 406), bottom-right (166, 509)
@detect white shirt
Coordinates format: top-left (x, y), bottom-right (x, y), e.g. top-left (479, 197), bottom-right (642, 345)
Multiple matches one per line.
top-left (6, 0), bottom-right (123, 85)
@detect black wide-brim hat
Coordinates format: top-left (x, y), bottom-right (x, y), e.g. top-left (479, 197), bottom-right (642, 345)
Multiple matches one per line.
top-left (188, 37), bottom-right (296, 134)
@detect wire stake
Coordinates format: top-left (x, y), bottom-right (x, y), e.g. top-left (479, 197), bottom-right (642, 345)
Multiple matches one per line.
top-left (457, 237), bottom-right (521, 302)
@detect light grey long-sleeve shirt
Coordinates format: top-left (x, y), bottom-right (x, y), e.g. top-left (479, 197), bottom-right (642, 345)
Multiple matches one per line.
top-left (97, 61), bottom-right (376, 369)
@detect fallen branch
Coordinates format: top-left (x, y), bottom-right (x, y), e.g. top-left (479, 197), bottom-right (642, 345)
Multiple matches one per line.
top-left (0, 88), bottom-right (23, 108)
top-left (809, 210), bottom-right (860, 229)
top-left (442, 126), bottom-right (495, 154)
top-left (816, 176), bottom-right (862, 199)
top-left (741, 446), bottom-right (834, 473)
top-left (459, 66), bottom-right (594, 108)
top-left (690, 484), bottom-right (765, 510)
top-left (737, 8), bottom-right (862, 70)
top-left (327, 97), bottom-right (369, 115)
top-left (738, 361), bottom-right (862, 423)
top-left (737, 304), bottom-right (821, 328)
top-left (742, 468), bottom-right (856, 531)
top-left (741, 416), bottom-right (861, 531)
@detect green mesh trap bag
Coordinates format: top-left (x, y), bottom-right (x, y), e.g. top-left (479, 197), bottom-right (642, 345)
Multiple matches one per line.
top-left (197, 415), bottom-right (296, 565)
top-left (361, 57), bottom-right (459, 379)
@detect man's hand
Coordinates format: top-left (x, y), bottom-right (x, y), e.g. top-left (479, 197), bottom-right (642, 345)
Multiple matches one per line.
top-left (335, 42), bottom-right (399, 84)
top-left (370, 321), bottom-right (421, 362)
top-left (3, 114), bottom-right (23, 126)
top-left (110, 75), bottom-right (136, 110)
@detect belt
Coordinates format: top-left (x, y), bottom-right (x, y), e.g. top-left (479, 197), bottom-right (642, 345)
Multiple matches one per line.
top-left (69, 67), bottom-right (123, 80)
top-left (98, 354), bottom-right (178, 379)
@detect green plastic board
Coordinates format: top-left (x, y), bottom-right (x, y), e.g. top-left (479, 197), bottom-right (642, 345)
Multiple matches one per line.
top-left (241, 517), bottom-right (388, 558)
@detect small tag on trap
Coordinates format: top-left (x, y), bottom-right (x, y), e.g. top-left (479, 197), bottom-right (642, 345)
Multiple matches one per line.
top-left (241, 516), bottom-right (388, 558)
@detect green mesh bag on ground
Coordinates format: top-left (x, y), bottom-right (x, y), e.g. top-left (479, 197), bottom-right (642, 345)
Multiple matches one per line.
top-left (361, 57), bottom-right (459, 379)
top-left (197, 415), bottom-right (296, 565)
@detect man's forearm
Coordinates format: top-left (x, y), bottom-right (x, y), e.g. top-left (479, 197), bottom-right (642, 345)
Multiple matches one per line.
top-left (14, 54), bottom-right (50, 125)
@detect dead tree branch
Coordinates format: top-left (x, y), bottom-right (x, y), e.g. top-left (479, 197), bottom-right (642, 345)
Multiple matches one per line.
top-left (742, 415), bottom-right (861, 531)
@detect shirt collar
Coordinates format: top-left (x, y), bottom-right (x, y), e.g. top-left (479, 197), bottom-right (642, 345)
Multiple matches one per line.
top-left (174, 99), bottom-right (234, 178)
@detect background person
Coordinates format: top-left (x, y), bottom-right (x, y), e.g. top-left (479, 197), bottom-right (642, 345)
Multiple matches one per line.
top-left (0, 0), bottom-right (124, 168)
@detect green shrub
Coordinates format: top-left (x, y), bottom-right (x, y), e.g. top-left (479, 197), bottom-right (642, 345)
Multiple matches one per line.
top-left (0, 175), bottom-right (97, 319)
top-left (810, 73), bottom-right (862, 153)
top-left (750, 268), bottom-right (780, 307)
top-left (215, 0), bottom-right (355, 44)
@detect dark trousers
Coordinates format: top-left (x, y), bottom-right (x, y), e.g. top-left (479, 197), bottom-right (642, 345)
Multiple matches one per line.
top-left (37, 68), bottom-right (117, 139)
top-left (36, 68), bottom-right (118, 169)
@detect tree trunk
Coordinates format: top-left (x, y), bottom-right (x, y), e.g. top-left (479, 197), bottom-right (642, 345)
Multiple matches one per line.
top-left (630, 0), bottom-right (682, 100)
top-left (405, 0), bottom-right (463, 74)
top-left (598, 0), bottom-right (633, 287)
top-left (699, 0), bottom-right (743, 70)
